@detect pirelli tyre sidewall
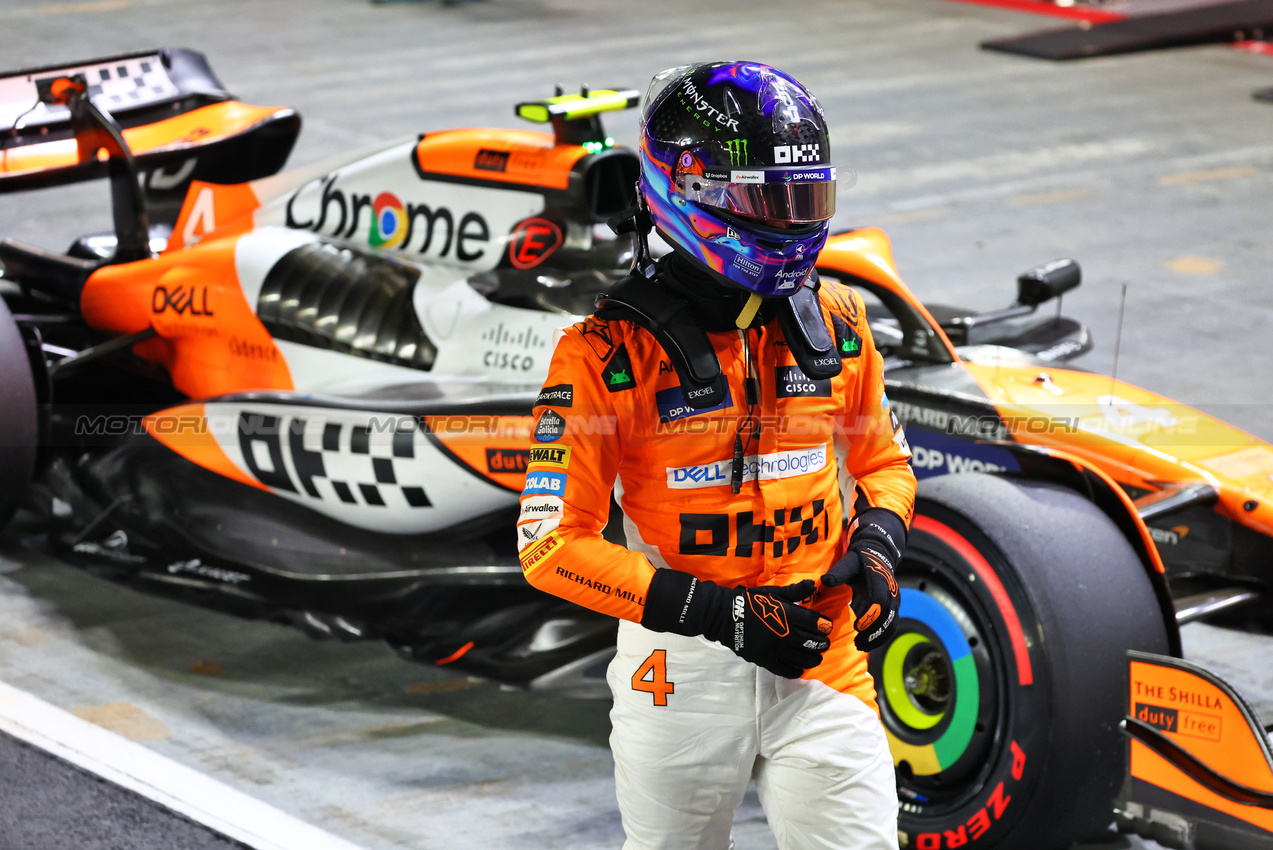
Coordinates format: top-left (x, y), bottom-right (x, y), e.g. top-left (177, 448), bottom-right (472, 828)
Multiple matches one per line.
top-left (0, 297), bottom-right (37, 528)
top-left (888, 474), bottom-right (1170, 850)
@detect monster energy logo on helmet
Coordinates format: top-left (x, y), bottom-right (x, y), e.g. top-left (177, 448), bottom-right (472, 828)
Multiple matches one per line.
top-left (724, 139), bottom-right (748, 166)
top-left (679, 79), bottom-right (741, 132)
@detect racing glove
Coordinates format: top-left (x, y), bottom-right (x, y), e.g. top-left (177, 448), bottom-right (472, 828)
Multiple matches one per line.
top-left (822, 508), bottom-right (907, 652)
top-left (642, 569), bottom-right (833, 679)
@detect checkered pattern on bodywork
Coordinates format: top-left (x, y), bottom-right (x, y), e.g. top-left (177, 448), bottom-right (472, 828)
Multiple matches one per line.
top-left (238, 412), bottom-right (431, 510)
top-left (52, 56), bottom-right (179, 109)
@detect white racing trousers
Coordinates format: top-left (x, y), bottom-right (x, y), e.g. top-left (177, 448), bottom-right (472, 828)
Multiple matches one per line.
top-left (608, 620), bottom-right (899, 850)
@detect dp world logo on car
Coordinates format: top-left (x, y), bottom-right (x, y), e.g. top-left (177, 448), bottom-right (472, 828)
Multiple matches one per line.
top-left (911, 445), bottom-right (1007, 475)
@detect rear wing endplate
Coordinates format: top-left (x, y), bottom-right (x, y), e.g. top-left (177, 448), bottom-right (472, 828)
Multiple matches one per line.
top-left (515, 86), bottom-right (639, 147)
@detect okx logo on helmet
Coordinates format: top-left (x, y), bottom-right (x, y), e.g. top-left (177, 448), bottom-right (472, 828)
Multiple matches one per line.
top-left (639, 62), bottom-right (852, 297)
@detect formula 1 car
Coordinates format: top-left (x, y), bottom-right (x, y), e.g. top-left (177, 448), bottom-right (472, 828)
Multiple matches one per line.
top-left (3, 48), bottom-right (1273, 850)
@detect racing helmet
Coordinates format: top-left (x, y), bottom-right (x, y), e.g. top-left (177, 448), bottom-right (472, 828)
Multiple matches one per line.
top-left (638, 62), bottom-right (849, 298)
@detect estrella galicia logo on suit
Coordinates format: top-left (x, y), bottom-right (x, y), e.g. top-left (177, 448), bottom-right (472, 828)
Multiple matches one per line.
top-left (775, 365), bottom-right (831, 399)
top-left (522, 471), bottom-right (567, 497)
top-left (536, 384), bottom-right (573, 408)
top-left (534, 409), bottom-right (565, 442)
top-left (657, 386), bottom-right (734, 423)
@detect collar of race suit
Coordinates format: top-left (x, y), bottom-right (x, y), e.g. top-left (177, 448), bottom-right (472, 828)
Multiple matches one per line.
top-left (659, 252), bottom-right (781, 333)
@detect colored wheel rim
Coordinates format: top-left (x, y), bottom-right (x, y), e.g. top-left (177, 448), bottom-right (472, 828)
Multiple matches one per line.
top-left (872, 577), bottom-right (999, 792)
top-left (882, 631), bottom-right (946, 731)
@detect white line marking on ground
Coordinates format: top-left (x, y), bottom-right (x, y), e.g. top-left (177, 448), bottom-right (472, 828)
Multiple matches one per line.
top-left (0, 679), bottom-right (368, 850)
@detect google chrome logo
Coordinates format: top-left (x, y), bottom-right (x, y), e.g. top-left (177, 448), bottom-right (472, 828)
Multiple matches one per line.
top-left (369, 192), bottom-right (407, 249)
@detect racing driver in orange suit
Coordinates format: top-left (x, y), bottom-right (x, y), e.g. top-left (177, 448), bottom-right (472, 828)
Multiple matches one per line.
top-left (516, 62), bottom-right (916, 850)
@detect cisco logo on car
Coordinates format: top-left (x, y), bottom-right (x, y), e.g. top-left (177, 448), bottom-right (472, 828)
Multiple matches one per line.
top-left (484, 351), bottom-right (534, 371)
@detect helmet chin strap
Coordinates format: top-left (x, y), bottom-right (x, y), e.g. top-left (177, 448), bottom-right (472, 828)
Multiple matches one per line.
top-left (607, 187), bottom-right (657, 280)
top-left (735, 293), bottom-right (762, 329)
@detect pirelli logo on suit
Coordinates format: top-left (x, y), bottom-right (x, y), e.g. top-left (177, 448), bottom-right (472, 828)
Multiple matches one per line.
top-left (521, 530), bottom-right (565, 577)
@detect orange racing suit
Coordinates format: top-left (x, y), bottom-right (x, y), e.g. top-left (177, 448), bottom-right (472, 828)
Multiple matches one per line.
top-left (516, 277), bottom-right (916, 709)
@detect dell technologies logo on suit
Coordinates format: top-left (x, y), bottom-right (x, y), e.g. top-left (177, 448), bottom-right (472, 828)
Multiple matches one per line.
top-left (666, 445), bottom-right (829, 489)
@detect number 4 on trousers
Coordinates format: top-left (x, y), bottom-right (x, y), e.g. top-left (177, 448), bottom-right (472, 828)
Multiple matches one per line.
top-left (631, 650), bottom-right (675, 706)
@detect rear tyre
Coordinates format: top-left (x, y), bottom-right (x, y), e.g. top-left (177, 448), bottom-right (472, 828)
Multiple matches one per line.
top-left (884, 474), bottom-right (1170, 850)
top-left (0, 297), bottom-right (37, 528)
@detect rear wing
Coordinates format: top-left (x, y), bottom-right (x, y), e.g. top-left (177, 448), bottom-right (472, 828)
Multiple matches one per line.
top-left (0, 48), bottom-right (300, 224)
top-left (515, 86), bottom-right (640, 148)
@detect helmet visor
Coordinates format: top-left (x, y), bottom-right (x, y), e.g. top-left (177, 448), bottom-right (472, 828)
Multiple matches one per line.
top-left (679, 166), bottom-right (845, 224)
